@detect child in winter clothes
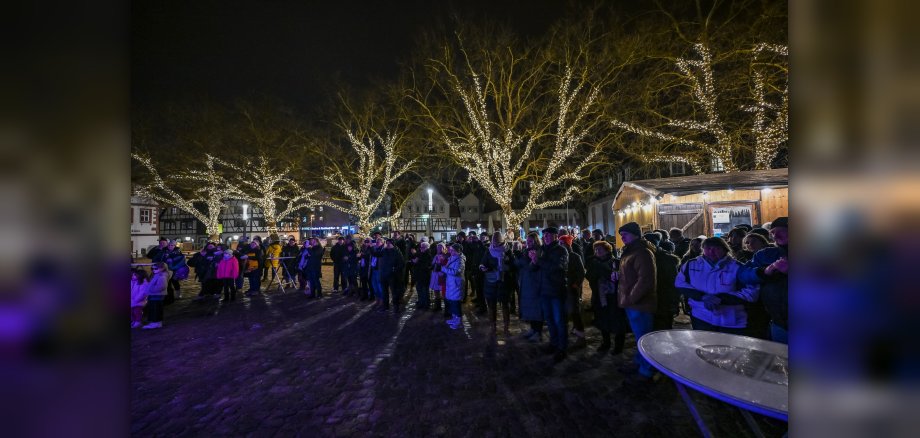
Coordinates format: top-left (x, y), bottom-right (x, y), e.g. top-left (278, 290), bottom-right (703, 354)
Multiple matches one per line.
top-left (131, 269), bottom-right (149, 328)
top-left (215, 250), bottom-right (240, 302)
top-left (143, 262), bottom-right (169, 329)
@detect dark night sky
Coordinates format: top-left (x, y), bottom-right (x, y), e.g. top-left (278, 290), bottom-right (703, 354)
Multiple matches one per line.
top-left (132, 0), bottom-right (569, 111)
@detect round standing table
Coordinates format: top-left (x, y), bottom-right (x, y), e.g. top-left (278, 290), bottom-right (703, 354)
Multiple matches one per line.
top-left (639, 330), bottom-right (788, 437)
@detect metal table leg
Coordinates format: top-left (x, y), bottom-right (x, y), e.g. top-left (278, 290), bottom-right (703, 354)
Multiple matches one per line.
top-left (675, 381), bottom-right (713, 438)
top-left (739, 408), bottom-right (766, 438)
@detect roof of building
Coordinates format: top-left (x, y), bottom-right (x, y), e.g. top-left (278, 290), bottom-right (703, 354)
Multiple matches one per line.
top-left (620, 168), bottom-right (788, 197)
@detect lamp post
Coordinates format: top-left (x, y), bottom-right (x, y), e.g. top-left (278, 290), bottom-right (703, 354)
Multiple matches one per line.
top-left (242, 203), bottom-right (250, 239)
top-left (427, 188), bottom-right (433, 239)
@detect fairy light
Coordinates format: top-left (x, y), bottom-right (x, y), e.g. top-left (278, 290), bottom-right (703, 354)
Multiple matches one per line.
top-left (744, 43), bottom-right (788, 170)
top-left (218, 155), bottom-right (317, 235)
top-left (612, 42), bottom-right (787, 173)
top-left (437, 67), bottom-right (600, 229)
top-left (132, 153), bottom-right (242, 239)
top-left (318, 130), bottom-right (415, 235)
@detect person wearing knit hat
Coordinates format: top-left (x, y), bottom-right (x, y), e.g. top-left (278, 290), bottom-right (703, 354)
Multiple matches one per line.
top-left (616, 220), bottom-right (658, 381)
top-left (643, 232), bottom-right (661, 247)
top-left (558, 235), bottom-right (575, 246)
top-left (617, 222), bottom-right (642, 238)
top-left (535, 224), bottom-right (570, 363)
top-left (450, 243), bottom-right (463, 253)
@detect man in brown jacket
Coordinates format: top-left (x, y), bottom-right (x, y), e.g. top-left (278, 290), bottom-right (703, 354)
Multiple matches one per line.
top-left (616, 222), bottom-right (657, 380)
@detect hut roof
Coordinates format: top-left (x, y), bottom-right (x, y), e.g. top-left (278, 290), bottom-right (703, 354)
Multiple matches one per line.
top-left (620, 168), bottom-right (788, 197)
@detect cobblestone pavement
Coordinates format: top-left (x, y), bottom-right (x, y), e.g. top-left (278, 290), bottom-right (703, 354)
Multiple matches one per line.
top-left (131, 265), bottom-right (786, 437)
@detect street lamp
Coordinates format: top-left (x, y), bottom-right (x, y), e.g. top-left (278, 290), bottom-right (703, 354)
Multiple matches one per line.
top-left (426, 188), bottom-right (434, 239)
top-left (242, 204), bottom-right (250, 238)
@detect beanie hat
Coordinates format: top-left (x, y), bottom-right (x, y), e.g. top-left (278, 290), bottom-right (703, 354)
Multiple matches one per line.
top-left (643, 232), bottom-right (661, 246)
top-left (543, 226), bottom-right (558, 234)
top-left (558, 235), bottom-right (574, 246)
top-left (450, 243), bottom-right (463, 253)
top-left (618, 222), bottom-right (642, 237)
top-left (770, 216), bottom-right (788, 229)
top-left (659, 240), bottom-right (675, 253)
top-left (419, 236), bottom-right (428, 243)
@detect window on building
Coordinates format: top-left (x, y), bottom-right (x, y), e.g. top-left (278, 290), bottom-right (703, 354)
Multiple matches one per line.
top-left (670, 161), bottom-right (687, 176)
top-left (439, 204), bottom-right (444, 213)
top-left (140, 208), bottom-right (151, 223)
top-left (170, 207), bottom-right (178, 214)
top-left (318, 206), bottom-right (324, 212)
top-left (710, 158), bottom-right (725, 173)
top-left (607, 177), bottom-right (613, 189)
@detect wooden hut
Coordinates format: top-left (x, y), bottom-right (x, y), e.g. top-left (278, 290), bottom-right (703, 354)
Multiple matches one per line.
top-left (611, 168), bottom-right (788, 246)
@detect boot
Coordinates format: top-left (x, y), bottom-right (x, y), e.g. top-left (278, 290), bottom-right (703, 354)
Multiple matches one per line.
top-left (432, 298), bottom-right (442, 311)
top-left (221, 291), bottom-right (230, 302)
top-left (612, 333), bottom-right (625, 355)
top-left (230, 289), bottom-right (237, 301)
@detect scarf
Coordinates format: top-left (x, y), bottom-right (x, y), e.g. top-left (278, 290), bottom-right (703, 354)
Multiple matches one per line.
top-left (488, 243), bottom-right (506, 272)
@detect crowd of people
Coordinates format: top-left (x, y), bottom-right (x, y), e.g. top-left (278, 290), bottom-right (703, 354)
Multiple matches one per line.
top-left (130, 216), bottom-right (789, 382)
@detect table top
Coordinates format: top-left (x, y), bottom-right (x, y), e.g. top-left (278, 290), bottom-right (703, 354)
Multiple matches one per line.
top-left (638, 330), bottom-right (788, 421)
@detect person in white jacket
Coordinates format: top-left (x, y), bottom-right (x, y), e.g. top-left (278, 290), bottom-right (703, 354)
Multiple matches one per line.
top-left (675, 237), bottom-right (759, 335)
top-left (442, 243), bottom-right (466, 330)
top-left (131, 269), bottom-right (149, 328)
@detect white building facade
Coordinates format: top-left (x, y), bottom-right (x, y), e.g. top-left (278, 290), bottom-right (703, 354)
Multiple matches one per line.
top-left (131, 195), bottom-right (160, 257)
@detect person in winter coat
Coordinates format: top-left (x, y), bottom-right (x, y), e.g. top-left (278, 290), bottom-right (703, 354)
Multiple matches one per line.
top-left (616, 222), bottom-right (657, 380)
top-left (147, 237), bottom-right (168, 264)
top-left (442, 243), bottom-right (466, 329)
top-left (558, 234), bottom-right (587, 348)
top-left (188, 244), bottom-right (213, 298)
top-left (215, 250), bottom-right (240, 302)
top-left (430, 243), bottom-right (449, 313)
top-left (409, 241), bottom-right (433, 309)
top-left (463, 233), bottom-right (486, 314)
top-left (585, 240), bottom-right (629, 353)
top-left (739, 216), bottom-right (788, 343)
top-left (241, 240), bottom-right (264, 296)
top-left (357, 239), bottom-right (374, 300)
top-left (675, 237), bottom-right (760, 335)
top-left (143, 262), bottom-right (169, 329)
top-left (163, 240), bottom-right (187, 301)
top-left (131, 269), bottom-right (149, 328)
top-left (532, 227), bottom-right (570, 362)
top-left (374, 239), bottom-right (405, 312)
top-left (304, 237), bottom-right (325, 298)
top-left (330, 236), bottom-right (348, 293)
top-left (506, 240), bottom-right (522, 315)
top-left (644, 232), bottom-right (682, 331)
top-left (281, 238), bottom-right (300, 288)
top-left (297, 241), bottom-right (311, 294)
top-left (669, 228), bottom-right (692, 258)
top-left (479, 232), bottom-right (514, 334)
top-left (342, 241), bottom-right (359, 296)
top-left (514, 233), bottom-right (544, 342)
top-left (263, 236), bottom-right (283, 283)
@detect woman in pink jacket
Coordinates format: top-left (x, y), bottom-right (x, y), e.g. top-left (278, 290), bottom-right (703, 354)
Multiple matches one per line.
top-left (216, 250), bottom-right (240, 302)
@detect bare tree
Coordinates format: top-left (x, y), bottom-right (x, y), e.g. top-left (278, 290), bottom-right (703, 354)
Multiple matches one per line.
top-left (132, 153), bottom-right (241, 240)
top-left (318, 130), bottom-right (415, 235)
top-left (411, 28), bottom-right (609, 230)
top-left (611, 42), bottom-right (788, 172)
top-left (220, 155), bottom-right (317, 236)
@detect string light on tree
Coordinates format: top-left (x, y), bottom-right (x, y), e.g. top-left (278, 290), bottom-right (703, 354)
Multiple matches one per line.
top-left (612, 42), bottom-right (788, 173)
top-left (318, 130), bottom-right (415, 235)
top-left (436, 67), bottom-right (601, 229)
top-left (219, 155), bottom-right (317, 235)
top-left (132, 153), bottom-right (243, 241)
